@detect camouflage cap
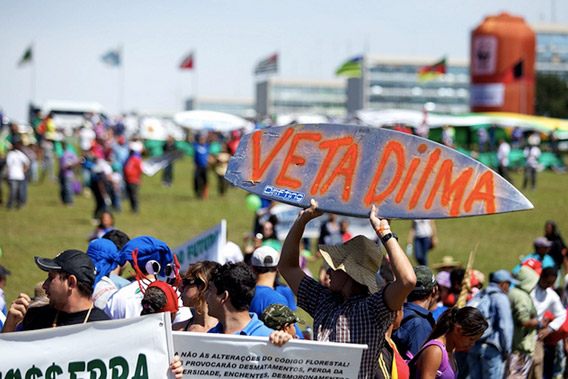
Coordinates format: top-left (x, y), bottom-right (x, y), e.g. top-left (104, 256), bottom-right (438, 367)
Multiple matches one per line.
top-left (261, 303), bottom-right (305, 331)
top-left (412, 265), bottom-right (436, 292)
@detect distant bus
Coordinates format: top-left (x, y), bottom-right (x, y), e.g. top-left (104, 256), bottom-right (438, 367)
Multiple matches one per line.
top-left (31, 100), bottom-right (106, 135)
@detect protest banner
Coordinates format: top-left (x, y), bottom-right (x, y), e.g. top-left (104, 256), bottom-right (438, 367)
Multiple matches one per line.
top-left (268, 203), bottom-right (376, 241)
top-left (173, 332), bottom-right (366, 378)
top-left (0, 313), bottom-right (174, 378)
top-left (225, 124), bottom-right (533, 219)
top-left (173, 220), bottom-right (226, 271)
top-left (143, 150), bottom-right (184, 176)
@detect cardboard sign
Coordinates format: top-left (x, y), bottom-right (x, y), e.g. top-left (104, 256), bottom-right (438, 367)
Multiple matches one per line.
top-left (172, 332), bottom-right (366, 378)
top-left (0, 313), bottom-right (174, 378)
top-left (225, 124), bottom-right (533, 219)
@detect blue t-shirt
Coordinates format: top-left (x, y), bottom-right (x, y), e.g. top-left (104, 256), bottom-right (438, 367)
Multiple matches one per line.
top-left (208, 313), bottom-right (274, 337)
top-left (512, 253), bottom-right (556, 275)
top-left (250, 285), bottom-right (288, 319)
top-left (193, 142), bottom-right (209, 168)
top-left (275, 285), bottom-right (297, 311)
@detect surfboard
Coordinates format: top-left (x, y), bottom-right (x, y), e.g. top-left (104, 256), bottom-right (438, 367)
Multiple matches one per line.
top-left (225, 124), bottom-right (533, 219)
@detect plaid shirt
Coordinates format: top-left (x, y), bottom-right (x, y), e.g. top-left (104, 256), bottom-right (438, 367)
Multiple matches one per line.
top-left (298, 276), bottom-right (395, 378)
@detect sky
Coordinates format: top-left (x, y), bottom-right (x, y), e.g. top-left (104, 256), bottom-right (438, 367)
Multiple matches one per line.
top-left (2, 0), bottom-right (567, 122)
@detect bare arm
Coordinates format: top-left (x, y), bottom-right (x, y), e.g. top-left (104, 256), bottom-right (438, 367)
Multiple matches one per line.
top-left (416, 345), bottom-right (443, 379)
top-left (370, 205), bottom-right (416, 311)
top-left (1, 293), bottom-right (31, 333)
top-left (278, 199), bottom-right (323, 295)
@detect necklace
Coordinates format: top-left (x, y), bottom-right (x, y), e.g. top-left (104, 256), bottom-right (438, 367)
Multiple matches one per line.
top-left (52, 305), bottom-right (94, 328)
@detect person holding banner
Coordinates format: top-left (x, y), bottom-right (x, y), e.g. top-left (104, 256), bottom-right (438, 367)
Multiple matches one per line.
top-left (277, 200), bottom-right (416, 378)
top-left (1, 249), bottom-right (110, 332)
top-left (206, 262), bottom-right (275, 337)
top-left (178, 260), bottom-right (221, 332)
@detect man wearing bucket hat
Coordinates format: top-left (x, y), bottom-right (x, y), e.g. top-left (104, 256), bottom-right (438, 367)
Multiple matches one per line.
top-left (277, 200), bottom-right (416, 378)
top-left (2, 250), bottom-right (110, 332)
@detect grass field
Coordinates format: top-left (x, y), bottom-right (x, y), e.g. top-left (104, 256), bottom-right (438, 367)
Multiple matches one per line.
top-left (1, 157), bottom-right (567, 327)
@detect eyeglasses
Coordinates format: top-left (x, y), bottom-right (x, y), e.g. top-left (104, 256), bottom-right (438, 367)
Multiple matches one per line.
top-left (182, 278), bottom-right (202, 287)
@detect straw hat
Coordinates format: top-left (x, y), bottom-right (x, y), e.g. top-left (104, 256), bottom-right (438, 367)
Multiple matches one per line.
top-left (319, 235), bottom-right (384, 293)
top-left (431, 256), bottom-right (462, 271)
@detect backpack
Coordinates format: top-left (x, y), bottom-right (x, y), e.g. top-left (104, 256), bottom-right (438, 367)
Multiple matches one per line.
top-left (466, 290), bottom-right (495, 340)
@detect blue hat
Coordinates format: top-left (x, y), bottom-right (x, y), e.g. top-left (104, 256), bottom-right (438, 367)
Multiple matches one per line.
top-left (86, 238), bottom-right (120, 287)
top-left (119, 236), bottom-right (173, 277)
top-left (491, 269), bottom-right (519, 285)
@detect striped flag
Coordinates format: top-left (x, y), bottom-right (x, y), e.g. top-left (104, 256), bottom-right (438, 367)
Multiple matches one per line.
top-left (179, 52), bottom-right (194, 70)
top-left (418, 57), bottom-right (446, 82)
top-left (254, 53), bottom-right (278, 75)
top-left (18, 45), bottom-right (33, 67)
top-left (101, 49), bottom-right (121, 67)
top-left (336, 56), bottom-right (362, 78)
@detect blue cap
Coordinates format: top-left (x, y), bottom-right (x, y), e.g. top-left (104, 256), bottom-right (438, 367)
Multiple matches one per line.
top-left (491, 269), bottom-right (519, 285)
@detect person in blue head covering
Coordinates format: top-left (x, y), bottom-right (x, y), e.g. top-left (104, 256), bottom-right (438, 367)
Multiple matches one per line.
top-left (104, 236), bottom-right (174, 319)
top-left (86, 238), bottom-right (121, 310)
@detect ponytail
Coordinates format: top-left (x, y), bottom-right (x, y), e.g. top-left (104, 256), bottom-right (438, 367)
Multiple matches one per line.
top-left (426, 306), bottom-right (488, 342)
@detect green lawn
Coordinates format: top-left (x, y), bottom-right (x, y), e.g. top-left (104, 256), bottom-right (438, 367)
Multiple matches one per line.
top-left (1, 158), bottom-right (567, 328)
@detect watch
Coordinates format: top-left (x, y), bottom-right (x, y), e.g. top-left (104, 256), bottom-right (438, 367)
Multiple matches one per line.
top-left (381, 232), bottom-right (398, 245)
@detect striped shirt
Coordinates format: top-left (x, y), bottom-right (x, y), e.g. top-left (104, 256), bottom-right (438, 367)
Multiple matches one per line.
top-left (298, 276), bottom-right (395, 378)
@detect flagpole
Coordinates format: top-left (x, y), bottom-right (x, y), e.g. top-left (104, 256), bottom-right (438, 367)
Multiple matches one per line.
top-left (31, 41), bottom-right (36, 106)
top-left (119, 44), bottom-right (124, 114)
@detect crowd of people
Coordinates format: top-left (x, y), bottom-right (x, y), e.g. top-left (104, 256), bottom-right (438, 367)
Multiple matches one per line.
top-left (0, 111), bottom-right (567, 378)
top-left (2, 194), bottom-right (565, 378)
top-left (0, 111), bottom-right (245, 218)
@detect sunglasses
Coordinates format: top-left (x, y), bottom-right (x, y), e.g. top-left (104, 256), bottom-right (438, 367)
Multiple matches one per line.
top-left (182, 278), bottom-right (203, 287)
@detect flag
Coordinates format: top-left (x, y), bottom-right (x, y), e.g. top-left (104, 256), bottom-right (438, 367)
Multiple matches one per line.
top-left (18, 45), bottom-right (32, 67)
top-left (101, 49), bottom-right (121, 66)
top-left (254, 53), bottom-right (278, 75)
top-left (418, 57), bottom-right (446, 82)
top-left (335, 56), bottom-right (362, 78)
top-left (501, 59), bottom-right (529, 83)
top-left (179, 52), bottom-right (194, 70)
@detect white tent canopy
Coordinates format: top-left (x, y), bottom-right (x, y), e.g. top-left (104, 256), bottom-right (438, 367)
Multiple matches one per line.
top-left (174, 110), bottom-right (252, 133)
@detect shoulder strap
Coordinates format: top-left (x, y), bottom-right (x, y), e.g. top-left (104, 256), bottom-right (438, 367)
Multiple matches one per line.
top-left (400, 311), bottom-right (436, 329)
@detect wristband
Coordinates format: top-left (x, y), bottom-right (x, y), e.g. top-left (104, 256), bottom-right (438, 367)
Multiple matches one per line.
top-left (377, 226), bottom-right (391, 236)
top-left (381, 232), bottom-right (398, 245)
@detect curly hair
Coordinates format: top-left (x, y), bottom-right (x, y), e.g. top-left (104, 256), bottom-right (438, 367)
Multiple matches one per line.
top-left (183, 260), bottom-right (221, 313)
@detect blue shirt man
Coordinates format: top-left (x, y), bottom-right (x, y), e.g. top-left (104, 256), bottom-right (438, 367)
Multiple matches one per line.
top-left (206, 262), bottom-right (275, 337)
top-left (512, 237), bottom-right (556, 275)
top-left (392, 265), bottom-right (437, 360)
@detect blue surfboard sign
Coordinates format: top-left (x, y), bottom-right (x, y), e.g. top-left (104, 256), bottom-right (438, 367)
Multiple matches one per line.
top-left (225, 124), bottom-right (533, 219)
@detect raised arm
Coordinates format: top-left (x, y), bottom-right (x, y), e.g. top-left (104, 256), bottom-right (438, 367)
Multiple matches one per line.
top-left (370, 205), bottom-right (416, 311)
top-left (1, 293), bottom-right (31, 333)
top-left (278, 199), bottom-right (323, 295)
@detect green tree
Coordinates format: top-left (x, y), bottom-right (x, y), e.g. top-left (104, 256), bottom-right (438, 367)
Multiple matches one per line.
top-left (535, 74), bottom-right (568, 118)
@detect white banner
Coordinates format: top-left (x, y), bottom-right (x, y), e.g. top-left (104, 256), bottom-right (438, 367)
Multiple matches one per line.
top-left (173, 220), bottom-right (227, 271)
top-left (172, 332), bottom-right (366, 378)
top-left (269, 204), bottom-right (376, 242)
top-left (0, 313), bottom-right (174, 378)
top-left (470, 83), bottom-right (505, 107)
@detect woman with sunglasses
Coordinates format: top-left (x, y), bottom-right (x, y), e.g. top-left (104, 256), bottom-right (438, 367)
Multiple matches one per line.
top-left (177, 260), bottom-right (221, 332)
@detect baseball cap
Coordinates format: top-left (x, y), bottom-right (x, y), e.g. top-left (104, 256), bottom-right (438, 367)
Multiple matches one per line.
top-left (261, 303), bottom-right (305, 330)
top-left (491, 269), bottom-right (520, 285)
top-left (251, 246), bottom-right (280, 268)
top-left (521, 258), bottom-right (543, 275)
top-left (534, 237), bottom-right (553, 248)
top-left (0, 265), bottom-right (11, 279)
top-left (35, 250), bottom-right (96, 286)
top-left (413, 265), bottom-right (437, 292)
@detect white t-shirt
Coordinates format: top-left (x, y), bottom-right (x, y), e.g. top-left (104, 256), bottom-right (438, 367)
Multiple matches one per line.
top-left (79, 128), bottom-right (96, 151)
top-left (497, 142), bottom-right (511, 166)
top-left (413, 220), bottom-right (433, 239)
top-left (6, 150), bottom-right (30, 180)
top-left (92, 276), bottom-right (118, 310)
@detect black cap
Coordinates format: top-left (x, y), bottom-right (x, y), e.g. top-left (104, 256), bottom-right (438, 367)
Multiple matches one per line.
top-left (35, 250), bottom-right (96, 286)
top-left (0, 265), bottom-right (11, 279)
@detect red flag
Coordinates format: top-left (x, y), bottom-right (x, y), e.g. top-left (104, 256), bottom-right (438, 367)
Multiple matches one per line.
top-left (179, 53), bottom-right (194, 70)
